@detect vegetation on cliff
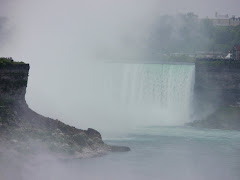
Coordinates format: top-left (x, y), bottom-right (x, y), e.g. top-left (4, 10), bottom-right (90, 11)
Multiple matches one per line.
top-left (0, 58), bottom-right (25, 67)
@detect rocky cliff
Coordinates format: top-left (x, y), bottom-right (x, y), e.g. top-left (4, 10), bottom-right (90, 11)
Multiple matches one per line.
top-left (0, 61), bottom-right (130, 158)
top-left (190, 61), bottom-right (240, 130)
top-left (194, 62), bottom-right (240, 108)
top-left (0, 64), bottom-right (29, 125)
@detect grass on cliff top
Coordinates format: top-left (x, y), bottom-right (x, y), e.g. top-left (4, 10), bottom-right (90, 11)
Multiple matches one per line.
top-left (0, 57), bottom-right (25, 66)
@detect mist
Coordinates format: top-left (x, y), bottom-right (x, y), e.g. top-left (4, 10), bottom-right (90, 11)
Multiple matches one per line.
top-left (0, 16), bottom-right (10, 50)
top-left (0, 0), bottom-right (240, 135)
top-left (1, 1), bottom-right (240, 180)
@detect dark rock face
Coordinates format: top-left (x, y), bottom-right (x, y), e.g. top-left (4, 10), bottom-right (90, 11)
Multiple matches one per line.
top-left (191, 62), bottom-right (240, 130)
top-left (0, 64), bottom-right (130, 158)
top-left (85, 128), bottom-right (102, 139)
top-left (0, 64), bottom-right (29, 125)
top-left (194, 63), bottom-right (240, 108)
top-left (0, 64), bottom-right (29, 101)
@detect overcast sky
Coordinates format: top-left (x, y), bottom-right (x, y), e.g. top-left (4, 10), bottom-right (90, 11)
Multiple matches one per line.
top-left (1, 0), bottom-right (240, 17)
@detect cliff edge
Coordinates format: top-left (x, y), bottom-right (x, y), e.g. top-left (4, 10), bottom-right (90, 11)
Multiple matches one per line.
top-left (190, 61), bottom-right (240, 130)
top-left (0, 59), bottom-right (130, 158)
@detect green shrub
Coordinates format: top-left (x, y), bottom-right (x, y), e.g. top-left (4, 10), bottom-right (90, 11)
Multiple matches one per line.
top-left (0, 57), bottom-right (25, 67)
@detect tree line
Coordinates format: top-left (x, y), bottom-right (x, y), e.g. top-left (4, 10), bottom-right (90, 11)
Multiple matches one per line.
top-left (148, 12), bottom-right (240, 55)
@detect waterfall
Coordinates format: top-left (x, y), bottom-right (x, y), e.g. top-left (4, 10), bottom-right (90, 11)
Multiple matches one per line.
top-left (103, 63), bottom-right (195, 126)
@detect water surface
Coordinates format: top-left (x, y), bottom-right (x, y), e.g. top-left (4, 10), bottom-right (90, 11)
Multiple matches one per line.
top-left (29, 126), bottom-right (240, 180)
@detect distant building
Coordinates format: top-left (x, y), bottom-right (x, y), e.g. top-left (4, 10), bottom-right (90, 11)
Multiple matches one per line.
top-left (230, 16), bottom-right (240, 26)
top-left (232, 46), bottom-right (240, 60)
top-left (211, 12), bottom-right (240, 26)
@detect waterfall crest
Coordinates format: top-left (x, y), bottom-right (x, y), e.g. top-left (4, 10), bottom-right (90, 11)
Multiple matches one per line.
top-left (104, 63), bottom-right (195, 126)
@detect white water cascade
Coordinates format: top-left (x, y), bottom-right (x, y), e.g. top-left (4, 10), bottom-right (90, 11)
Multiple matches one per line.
top-left (103, 63), bottom-right (195, 126)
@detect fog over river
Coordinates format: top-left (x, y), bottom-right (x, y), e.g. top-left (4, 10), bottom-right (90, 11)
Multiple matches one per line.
top-left (0, 0), bottom-right (240, 180)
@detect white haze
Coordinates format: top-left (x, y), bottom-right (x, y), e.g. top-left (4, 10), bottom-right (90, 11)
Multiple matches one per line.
top-left (1, 1), bottom-right (240, 180)
top-left (0, 0), bottom-right (240, 136)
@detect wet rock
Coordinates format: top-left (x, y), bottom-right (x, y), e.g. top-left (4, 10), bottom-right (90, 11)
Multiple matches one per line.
top-left (85, 128), bottom-right (102, 139)
top-left (110, 145), bottom-right (131, 152)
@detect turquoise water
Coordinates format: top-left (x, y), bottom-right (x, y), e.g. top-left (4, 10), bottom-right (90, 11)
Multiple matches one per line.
top-left (36, 126), bottom-right (240, 180)
top-left (91, 127), bottom-right (240, 180)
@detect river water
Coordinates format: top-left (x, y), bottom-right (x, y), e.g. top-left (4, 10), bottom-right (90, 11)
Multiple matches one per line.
top-left (25, 126), bottom-right (240, 180)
